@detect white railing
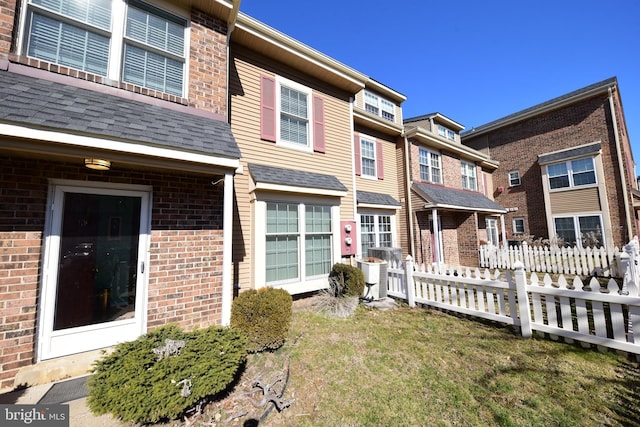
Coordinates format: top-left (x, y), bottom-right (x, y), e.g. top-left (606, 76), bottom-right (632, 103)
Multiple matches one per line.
top-left (479, 242), bottom-right (624, 277)
top-left (387, 250), bottom-right (640, 355)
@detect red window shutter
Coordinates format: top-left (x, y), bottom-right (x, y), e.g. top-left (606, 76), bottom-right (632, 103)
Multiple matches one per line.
top-left (376, 141), bottom-right (384, 180)
top-left (312, 95), bottom-right (325, 153)
top-left (354, 134), bottom-right (361, 176)
top-left (260, 75), bottom-right (276, 142)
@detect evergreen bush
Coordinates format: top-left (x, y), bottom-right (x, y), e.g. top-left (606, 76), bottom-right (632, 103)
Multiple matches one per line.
top-left (329, 263), bottom-right (365, 297)
top-left (230, 287), bottom-right (292, 353)
top-left (87, 324), bottom-right (246, 424)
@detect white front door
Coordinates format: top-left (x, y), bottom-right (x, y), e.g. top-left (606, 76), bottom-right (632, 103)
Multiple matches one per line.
top-left (38, 182), bottom-right (150, 360)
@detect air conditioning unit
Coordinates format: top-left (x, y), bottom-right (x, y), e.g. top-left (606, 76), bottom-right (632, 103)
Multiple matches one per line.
top-left (367, 247), bottom-right (402, 299)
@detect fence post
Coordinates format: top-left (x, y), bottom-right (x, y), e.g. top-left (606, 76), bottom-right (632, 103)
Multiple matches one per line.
top-left (405, 255), bottom-right (415, 308)
top-left (513, 261), bottom-right (532, 338)
top-left (623, 242), bottom-right (639, 296)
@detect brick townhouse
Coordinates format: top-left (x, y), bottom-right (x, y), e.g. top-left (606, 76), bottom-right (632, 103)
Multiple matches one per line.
top-left (0, 0), bottom-right (242, 391)
top-left (462, 77), bottom-right (639, 249)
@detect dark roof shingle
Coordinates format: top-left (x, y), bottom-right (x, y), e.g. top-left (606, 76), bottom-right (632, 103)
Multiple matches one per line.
top-left (249, 164), bottom-right (347, 192)
top-left (0, 70), bottom-right (240, 159)
top-left (356, 191), bottom-right (400, 207)
top-left (413, 182), bottom-right (506, 213)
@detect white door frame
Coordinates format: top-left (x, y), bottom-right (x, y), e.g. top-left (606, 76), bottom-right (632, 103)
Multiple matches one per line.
top-left (37, 180), bottom-right (152, 361)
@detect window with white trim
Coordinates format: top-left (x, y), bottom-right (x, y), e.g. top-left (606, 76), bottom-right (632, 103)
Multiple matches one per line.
top-left (509, 171), bottom-right (521, 187)
top-left (360, 137), bottom-right (377, 178)
top-left (23, 0), bottom-right (188, 96)
top-left (266, 202), bottom-right (333, 284)
top-left (461, 161), bottom-right (477, 190)
top-left (553, 215), bottom-right (603, 248)
top-left (364, 91), bottom-right (395, 122)
top-left (359, 213), bottom-right (394, 256)
top-left (437, 125), bottom-right (455, 141)
top-left (419, 147), bottom-right (441, 183)
top-left (486, 218), bottom-right (499, 246)
top-left (277, 77), bottom-right (312, 149)
top-left (547, 157), bottom-right (596, 190)
top-left (513, 218), bottom-right (525, 234)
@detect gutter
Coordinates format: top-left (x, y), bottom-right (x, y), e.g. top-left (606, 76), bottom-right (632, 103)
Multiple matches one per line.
top-left (608, 87), bottom-right (633, 241)
top-left (404, 135), bottom-right (416, 257)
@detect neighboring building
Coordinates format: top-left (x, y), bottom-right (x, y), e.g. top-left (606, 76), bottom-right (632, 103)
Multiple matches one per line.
top-left (353, 80), bottom-right (407, 258)
top-left (228, 14), bottom-right (406, 295)
top-left (0, 0), bottom-right (242, 391)
top-left (403, 114), bottom-right (505, 267)
top-left (462, 77), bottom-right (638, 249)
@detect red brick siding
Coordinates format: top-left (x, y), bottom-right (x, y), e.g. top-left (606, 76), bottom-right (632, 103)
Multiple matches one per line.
top-left (0, 0), bottom-right (17, 55)
top-left (0, 155), bottom-right (224, 389)
top-left (465, 94), bottom-right (630, 247)
top-left (189, 9), bottom-right (228, 117)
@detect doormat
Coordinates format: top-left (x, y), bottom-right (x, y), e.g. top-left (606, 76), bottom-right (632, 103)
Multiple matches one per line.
top-left (38, 376), bottom-right (88, 405)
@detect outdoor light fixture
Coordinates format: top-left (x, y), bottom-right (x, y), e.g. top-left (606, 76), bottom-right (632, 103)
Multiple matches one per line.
top-left (84, 158), bottom-right (111, 170)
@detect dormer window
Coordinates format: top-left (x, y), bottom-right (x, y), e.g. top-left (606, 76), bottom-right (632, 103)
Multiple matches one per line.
top-left (437, 125), bottom-right (455, 141)
top-left (364, 91), bottom-right (395, 122)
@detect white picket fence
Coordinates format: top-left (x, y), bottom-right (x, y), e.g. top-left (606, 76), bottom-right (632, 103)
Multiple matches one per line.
top-left (386, 251), bottom-right (640, 355)
top-left (479, 241), bottom-right (626, 277)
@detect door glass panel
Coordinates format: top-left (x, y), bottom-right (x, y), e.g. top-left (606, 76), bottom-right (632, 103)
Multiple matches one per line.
top-left (54, 193), bottom-right (141, 330)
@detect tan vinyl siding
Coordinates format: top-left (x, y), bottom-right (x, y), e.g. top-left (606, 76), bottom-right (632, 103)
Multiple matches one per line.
top-left (230, 44), bottom-right (355, 290)
top-left (549, 187), bottom-right (600, 214)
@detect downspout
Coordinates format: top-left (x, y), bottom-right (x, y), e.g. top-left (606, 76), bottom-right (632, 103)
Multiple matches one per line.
top-left (404, 135), bottom-right (415, 257)
top-left (226, 1), bottom-right (241, 120)
top-left (609, 87), bottom-right (633, 242)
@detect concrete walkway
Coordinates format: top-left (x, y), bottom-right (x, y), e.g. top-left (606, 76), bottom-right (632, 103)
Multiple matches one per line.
top-left (0, 378), bottom-right (123, 427)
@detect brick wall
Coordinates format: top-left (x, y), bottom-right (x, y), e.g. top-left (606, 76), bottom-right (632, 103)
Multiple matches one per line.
top-left (464, 94), bottom-right (630, 247)
top-left (0, 0), bottom-right (17, 55)
top-left (0, 155), bottom-right (225, 390)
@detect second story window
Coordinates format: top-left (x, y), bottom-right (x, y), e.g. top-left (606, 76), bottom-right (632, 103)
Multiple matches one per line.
top-left (419, 148), bottom-right (441, 183)
top-left (437, 125), bottom-right (455, 141)
top-left (361, 138), bottom-right (377, 178)
top-left (461, 161), bottom-right (477, 190)
top-left (509, 171), bottom-right (521, 186)
top-left (364, 91), bottom-right (395, 122)
top-left (23, 0), bottom-right (187, 97)
top-left (279, 79), bottom-right (311, 147)
top-left (547, 157), bottom-right (596, 189)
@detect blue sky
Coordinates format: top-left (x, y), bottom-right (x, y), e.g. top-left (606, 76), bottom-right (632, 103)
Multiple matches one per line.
top-left (240, 0), bottom-right (640, 174)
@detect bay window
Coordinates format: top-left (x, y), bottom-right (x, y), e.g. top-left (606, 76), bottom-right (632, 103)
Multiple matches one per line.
top-left (265, 202), bottom-right (333, 284)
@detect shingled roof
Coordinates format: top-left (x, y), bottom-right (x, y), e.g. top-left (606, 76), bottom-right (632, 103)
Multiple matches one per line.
top-left (413, 182), bottom-right (506, 213)
top-left (0, 69), bottom-right (240, 160)
top-left (248, 163), bottom-right (347, 192)
top-left (356, 191), bottom-right (400, 207)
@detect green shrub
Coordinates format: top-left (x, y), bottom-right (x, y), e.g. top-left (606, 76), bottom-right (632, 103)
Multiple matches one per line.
top-left (87, 324), bottom-right (246, 424)
top-left (230, 287), bottom-right (292, 353)
top-left (329, 263), bottom-right (365, 297)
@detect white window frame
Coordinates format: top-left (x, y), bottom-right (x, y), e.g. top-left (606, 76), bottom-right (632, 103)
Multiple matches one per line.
top-left (513, 217), bottom-right (525, 234)
top-left (508, 171), bottom-right (521, 187)
top-left (461, 161), bottom-right (477, 190)
top-left (364, 90), bottom-right (395, 122)
top-left (275, 76), bottom-right (313, 152)
top-left (360, 135), bottom-right (377, 179)
top-left (437, 125), bottom-right (455, 141)
top-left (358, 212), bottom-right (396, 257)
top-left (419, 147), bottom-right (442, 184)
top-left (552, 214), bottom-right (605, 248)
top-left (254, 196), bottom-right (340, 294)
top-left (547, 157), bottom-right (596, 190)
top-left (19, 0), bottom-right (190, 97)
top-left (485, 218), bottom-right (499, 246)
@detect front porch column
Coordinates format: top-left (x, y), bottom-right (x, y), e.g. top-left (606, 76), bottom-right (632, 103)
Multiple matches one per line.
top-left (500, 214), bottom-right (507, 249)
top-left (432, 208), bottom-right (443, 268)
